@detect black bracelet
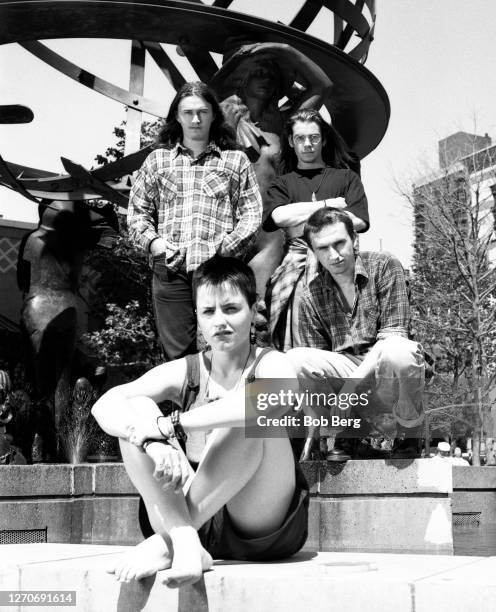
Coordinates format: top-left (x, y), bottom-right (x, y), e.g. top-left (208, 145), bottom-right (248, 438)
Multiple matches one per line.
top-left (141, 438), bottom-right (157, 452)
top-left (170, 410), bottom-right (187, 442)
top-left (142, 438), bottom-right (170, 453)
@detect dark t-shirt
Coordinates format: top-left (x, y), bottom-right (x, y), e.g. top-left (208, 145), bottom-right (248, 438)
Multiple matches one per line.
top-left (262, 167), bottom-right (369, 232)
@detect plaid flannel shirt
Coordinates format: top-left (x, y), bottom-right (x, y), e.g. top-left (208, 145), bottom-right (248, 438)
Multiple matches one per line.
top-left (127, 144), bottom-right (262, 272)
top-left (299, 251), bottom-right (410, 354)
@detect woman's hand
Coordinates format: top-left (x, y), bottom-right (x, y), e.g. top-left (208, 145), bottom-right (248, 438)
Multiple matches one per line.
top-left (146, 441), bottom-right (192, 492)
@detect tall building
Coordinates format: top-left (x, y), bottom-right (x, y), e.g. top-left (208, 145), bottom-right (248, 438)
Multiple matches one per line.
top-left (413, 131), bottom-right (496, 264)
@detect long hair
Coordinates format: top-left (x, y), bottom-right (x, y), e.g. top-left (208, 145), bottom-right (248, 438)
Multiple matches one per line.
top-left (278, 109), bottom-right (358, 174)
top-left (155, 81), bottom-right (238, 151)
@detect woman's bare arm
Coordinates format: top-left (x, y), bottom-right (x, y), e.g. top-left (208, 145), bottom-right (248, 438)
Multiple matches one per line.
top-left (91, 358), bottom-right (187, 439)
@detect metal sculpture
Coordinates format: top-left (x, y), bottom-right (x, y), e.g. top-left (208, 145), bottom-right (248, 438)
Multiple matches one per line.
top-left (0, 0), bottom-right (388, 207)
top-left (0, 104), bottom-right (33, 124)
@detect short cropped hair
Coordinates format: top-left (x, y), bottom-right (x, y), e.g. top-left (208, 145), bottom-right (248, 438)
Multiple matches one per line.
top-left (192, 255), bottom-right (257, 307)
top-left (303, 208), bottom-right (356, 249)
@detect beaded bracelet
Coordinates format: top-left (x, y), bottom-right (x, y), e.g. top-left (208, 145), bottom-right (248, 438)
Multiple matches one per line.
top-left (171, 410), bottom-right (187, 442)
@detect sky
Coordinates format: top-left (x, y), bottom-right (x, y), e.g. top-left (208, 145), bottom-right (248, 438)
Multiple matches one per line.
top-left (2, 0), bottom-right (496, 267)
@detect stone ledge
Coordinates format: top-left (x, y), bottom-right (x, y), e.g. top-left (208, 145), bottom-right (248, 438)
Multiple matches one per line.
top-left (300, 458), bottom-right (453, 495)
top-left (0, 458), bottom-right (455, 498)
top-left (0, 460), bottom-right (455, 552)
top-left (1, 544), bottom-right (495, 612)
top-left (452, 465), bottom-right (496, 489)
top-left (0, 464), bottom-right (137, 497)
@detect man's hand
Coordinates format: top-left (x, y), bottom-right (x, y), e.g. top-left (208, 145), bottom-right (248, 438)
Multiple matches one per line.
top-left (150, 237), bottom-right (168, 257)
top-left (146, 441), bottom-right (192, 492)
top-left (325, 197), bottom-right (347, 210)
top-left (288, 347), bottom-right (339, 380)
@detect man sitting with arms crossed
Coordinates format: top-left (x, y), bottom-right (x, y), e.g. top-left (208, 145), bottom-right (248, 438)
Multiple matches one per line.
top-left (287, 208), bottom-right (425, 459)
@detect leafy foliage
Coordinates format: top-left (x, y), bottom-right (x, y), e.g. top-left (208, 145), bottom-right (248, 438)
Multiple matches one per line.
top-left (404, 139), bottom-right (496, 460)
top-left (84, 300), bottom-right (161, 372)
top-left (81, 117), bottom-right (163, 374)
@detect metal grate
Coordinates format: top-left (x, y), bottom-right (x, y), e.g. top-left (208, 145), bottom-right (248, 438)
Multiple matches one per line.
top-left (0, 528), bottom-right (47, 544)
top-left (453, 512), bottom-right (481, 527)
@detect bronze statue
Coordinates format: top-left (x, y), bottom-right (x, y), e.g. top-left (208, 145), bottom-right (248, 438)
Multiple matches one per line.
top-left (0, 369), bottom-right (27, 464)
top-left (213, 40), bottom-right (333, 294)
top-left (17, 201), bottom-right (118, 459)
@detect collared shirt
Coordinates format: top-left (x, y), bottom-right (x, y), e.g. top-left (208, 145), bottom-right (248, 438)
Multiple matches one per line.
top-left (299, 251), bottom-right (410, 353)
top-left (127, 143), bottom-right (262, 272)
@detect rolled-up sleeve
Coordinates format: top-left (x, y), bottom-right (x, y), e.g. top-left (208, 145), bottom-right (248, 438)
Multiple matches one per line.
top-left (220, 155), bottom-right (262, 258)
top-left (127, 155), bottom-right (160, 253)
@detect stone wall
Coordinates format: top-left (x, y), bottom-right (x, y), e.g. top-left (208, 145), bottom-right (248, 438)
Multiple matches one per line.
top-left (0, 459), bottom-right (461, 554)
top-left (0, 464), bottom-right (141, 545)
top-left (302, 459), bottom-right (453, 554)
top-left (452, 465), bottom-right (496, 524)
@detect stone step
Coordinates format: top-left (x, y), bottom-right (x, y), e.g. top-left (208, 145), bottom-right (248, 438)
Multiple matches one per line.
top-left (1, 544), bottom-right (495, 612)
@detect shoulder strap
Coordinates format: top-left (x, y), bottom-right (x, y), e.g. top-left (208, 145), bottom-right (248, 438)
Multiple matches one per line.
top-left (180, 353), bottom-right (201, 412)
top-left (245, 347), bottom-right (277, 383)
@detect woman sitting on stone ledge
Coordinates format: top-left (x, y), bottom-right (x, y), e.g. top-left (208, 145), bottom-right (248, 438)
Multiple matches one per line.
top-left (91, 256), bottom-right (308, 588)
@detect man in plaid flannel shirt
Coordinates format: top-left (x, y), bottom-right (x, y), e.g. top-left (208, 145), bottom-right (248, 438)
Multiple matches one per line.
top-left (287, 208), bottom-right (425, 459)
top-left (262, 109), bottom-right (369, 350)
top-left (128, 82), bottom-right (262, 360)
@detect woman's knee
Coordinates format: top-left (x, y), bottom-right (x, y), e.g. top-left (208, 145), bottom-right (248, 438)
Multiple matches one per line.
top-left (128, 396), bottom-right (161, 419)
top-left (204, 426), bottom-right (263, 460)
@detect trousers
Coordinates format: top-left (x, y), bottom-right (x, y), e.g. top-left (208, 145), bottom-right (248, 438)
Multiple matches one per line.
top-left (151, 257), bottom-right (196, 361)
top-left (287, 336), bottom-right (425, 429)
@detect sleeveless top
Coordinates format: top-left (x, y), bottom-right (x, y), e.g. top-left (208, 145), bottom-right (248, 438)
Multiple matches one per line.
top-left (178, 347), bottom-right (274, 462)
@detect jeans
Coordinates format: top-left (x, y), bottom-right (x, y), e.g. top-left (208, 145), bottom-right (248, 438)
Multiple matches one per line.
top-left (288, 336), bottom-right (425, 429)
top-left (151, 257), bottom-right (196, 361)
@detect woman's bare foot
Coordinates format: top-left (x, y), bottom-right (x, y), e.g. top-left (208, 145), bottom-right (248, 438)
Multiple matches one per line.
top-left (107, 534), bottom-right (172, 583)
top-left (160, 526), bottom-right (213, 588)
